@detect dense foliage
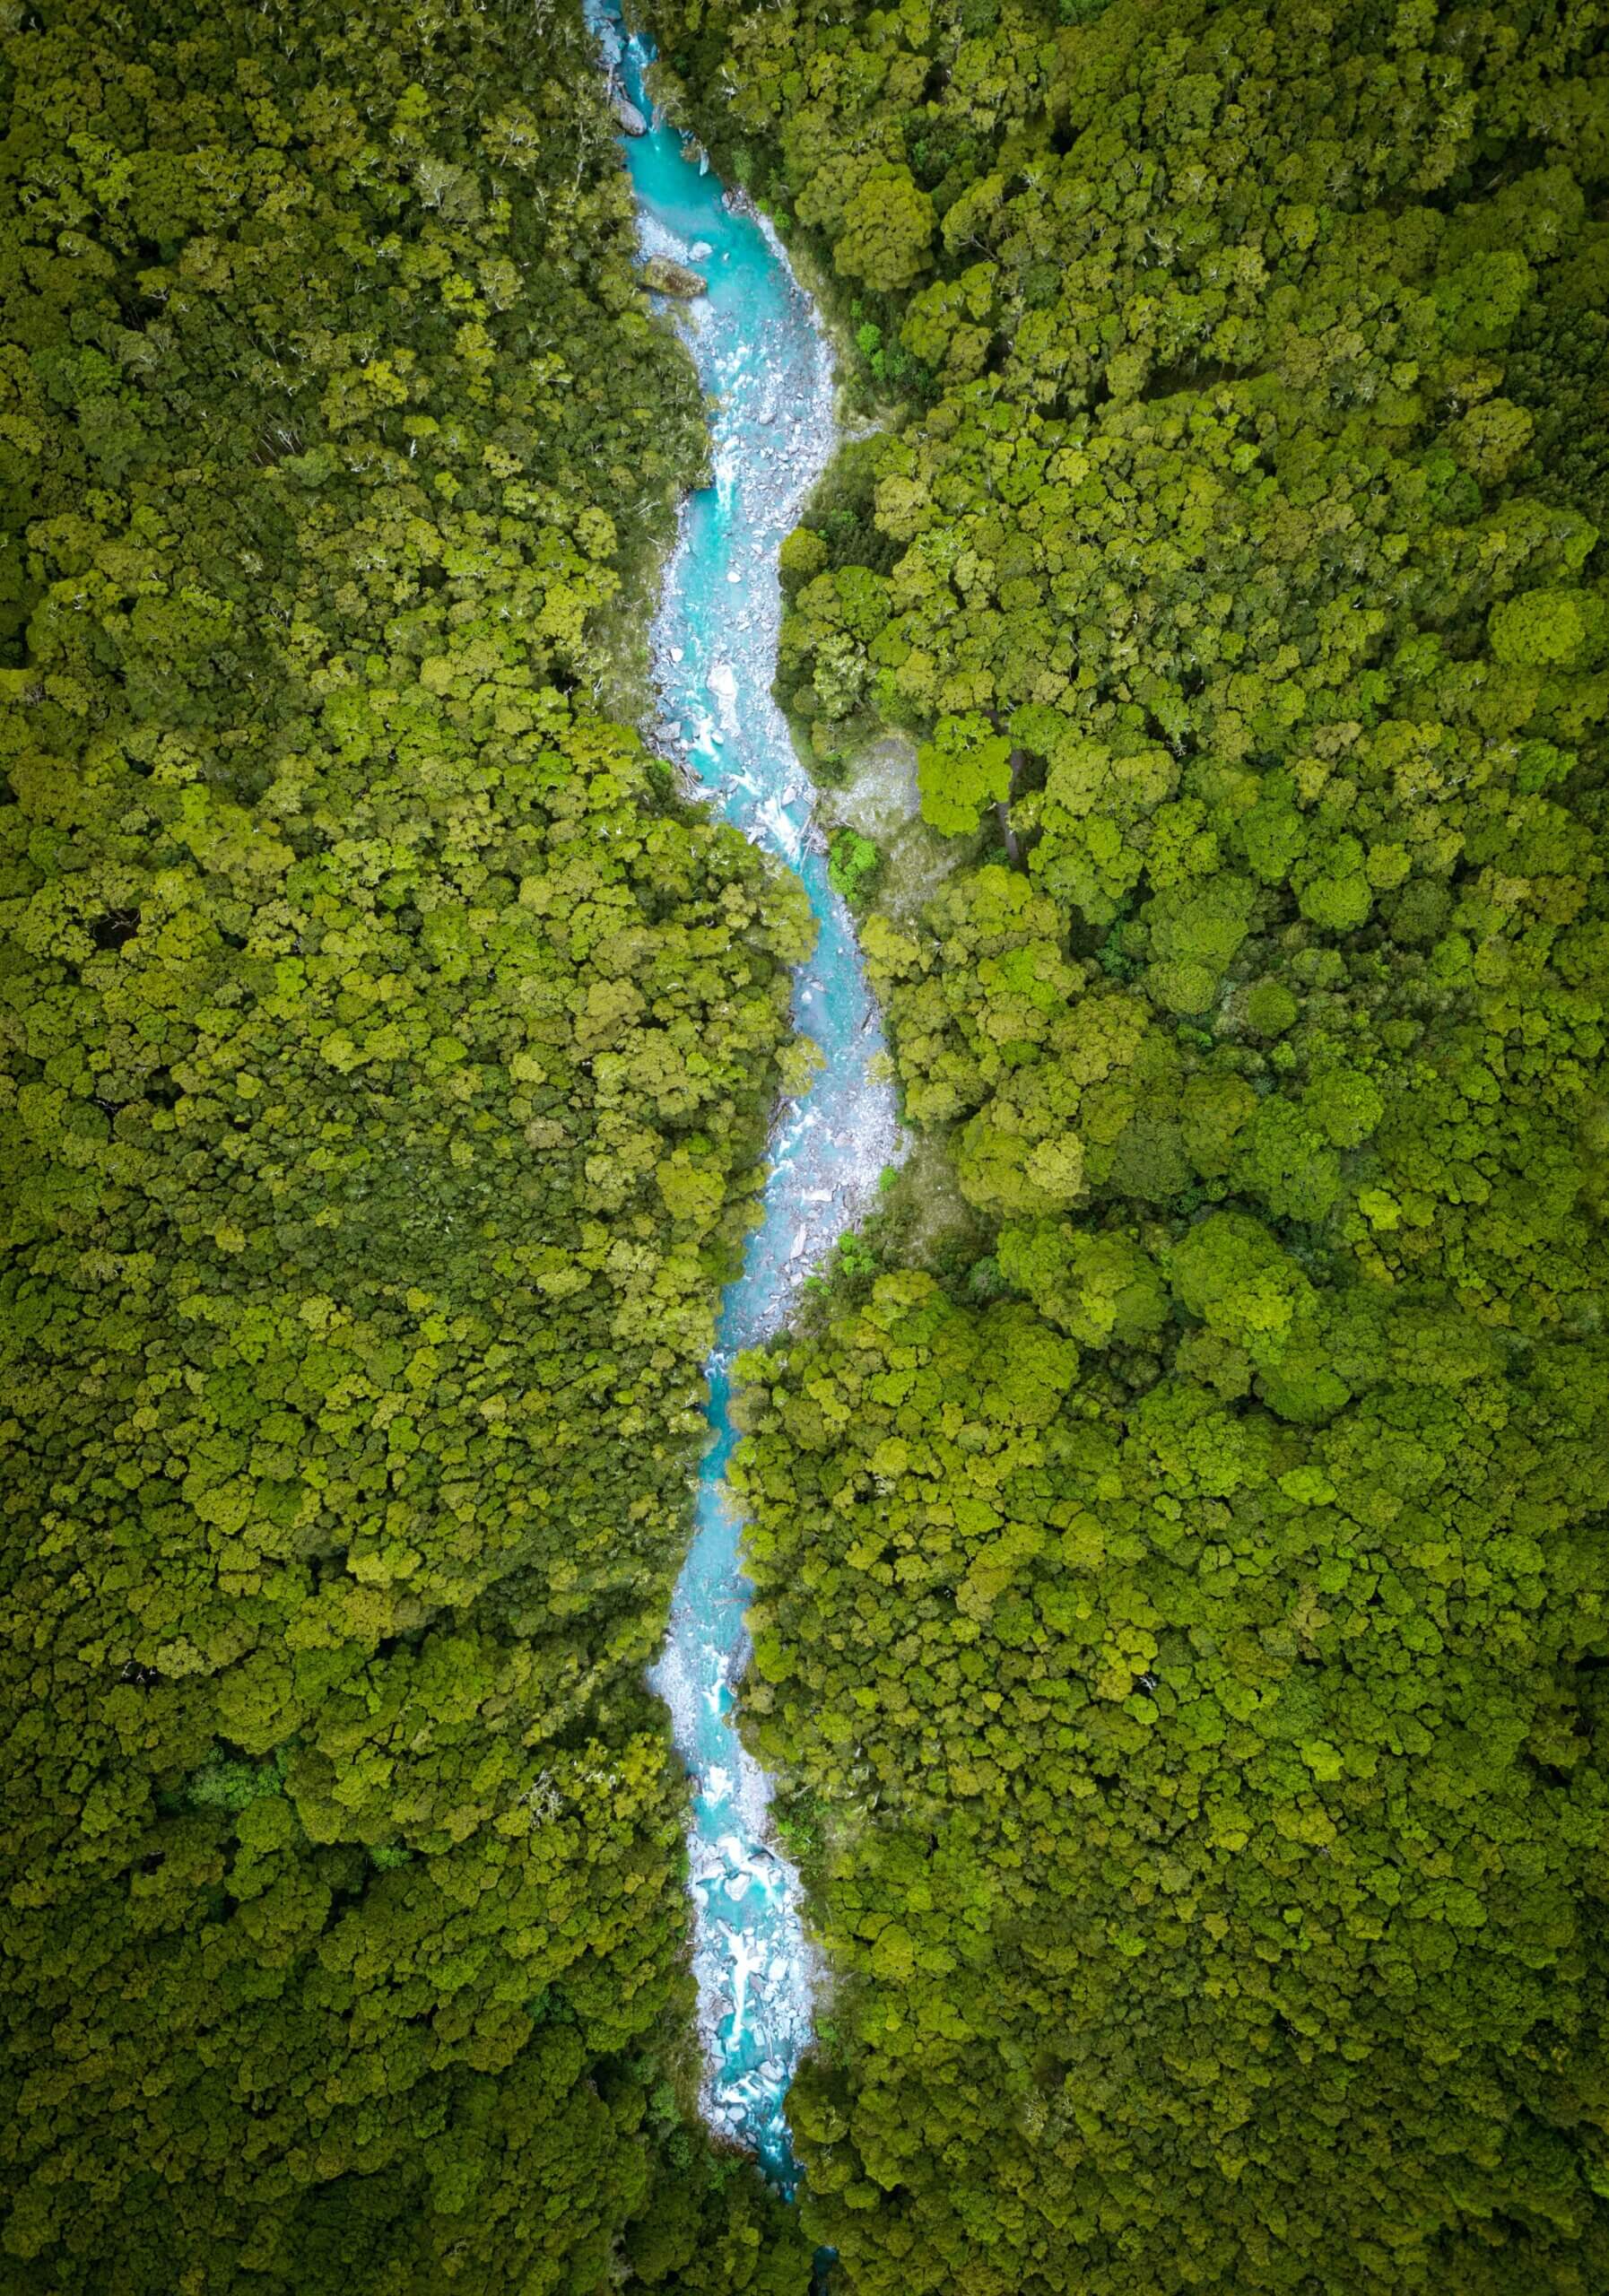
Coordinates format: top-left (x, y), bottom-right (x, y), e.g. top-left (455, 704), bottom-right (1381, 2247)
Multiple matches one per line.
top-left (0, 0), bottom-right (815, 2287)
top-left (646, 0), bottom-right (1609, 2288)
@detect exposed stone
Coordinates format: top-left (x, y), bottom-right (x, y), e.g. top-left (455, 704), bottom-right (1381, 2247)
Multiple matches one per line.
top-left (641, 253), bottom-right (708, 300)
top-left (614, 96), bottom-right (648, 135)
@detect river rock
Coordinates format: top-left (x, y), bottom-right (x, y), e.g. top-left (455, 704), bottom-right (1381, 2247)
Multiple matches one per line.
top-left (642, 254), bottom-right (707, 300)
top-left (614, 96), bottom-right (648, 135)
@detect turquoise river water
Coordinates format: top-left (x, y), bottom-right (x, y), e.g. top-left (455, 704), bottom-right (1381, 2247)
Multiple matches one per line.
top-left (588, 1), bottom-right (902, 2195)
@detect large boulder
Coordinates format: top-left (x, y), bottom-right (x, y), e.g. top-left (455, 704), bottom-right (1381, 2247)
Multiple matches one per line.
top-left (614, 96), bottom-right (648, 135)
top-left (642, 254), bottom-right (708, 300)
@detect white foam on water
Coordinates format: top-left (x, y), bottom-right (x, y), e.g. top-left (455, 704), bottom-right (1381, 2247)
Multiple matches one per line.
top-left (590, 0), bottom-right (904, 2196)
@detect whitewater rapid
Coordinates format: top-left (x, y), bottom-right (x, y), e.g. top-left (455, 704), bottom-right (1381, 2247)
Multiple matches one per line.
top-left (589, 0), bottom-right (902, 2190)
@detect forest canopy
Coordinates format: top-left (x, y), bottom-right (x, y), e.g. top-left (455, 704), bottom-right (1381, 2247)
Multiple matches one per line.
top-left (4, 0), bottom-right (1607, 2287)
top-left (0, 0), bottom-right (814, 2288)
top-left (644, 0), bottom-right (1609, 2289)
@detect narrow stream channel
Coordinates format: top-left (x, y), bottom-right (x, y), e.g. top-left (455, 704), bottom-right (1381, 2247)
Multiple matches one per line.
top-left (588, 0), bottom-right (902, 2193)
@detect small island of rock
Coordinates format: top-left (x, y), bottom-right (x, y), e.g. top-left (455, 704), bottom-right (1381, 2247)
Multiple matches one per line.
top-left (641, 253), bottom-right (708, 299)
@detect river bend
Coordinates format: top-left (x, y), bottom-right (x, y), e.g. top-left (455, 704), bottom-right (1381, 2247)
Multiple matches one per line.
top-left (589, 0), bottom-right (902, 2191)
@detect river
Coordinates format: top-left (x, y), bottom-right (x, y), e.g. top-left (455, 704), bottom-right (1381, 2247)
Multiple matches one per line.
top-left (587, 0), bottom-right (902, 2195)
